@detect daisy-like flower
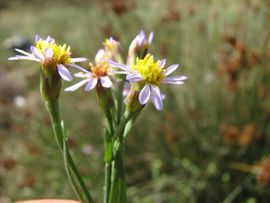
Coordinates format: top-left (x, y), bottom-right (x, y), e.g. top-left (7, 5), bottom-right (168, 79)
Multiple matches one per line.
top-left (108, 54), bottom-right (187, 111)
top-left (65, 51), bottom-right (112, 92)
top-left (8, 35), bottom-right (87, 81)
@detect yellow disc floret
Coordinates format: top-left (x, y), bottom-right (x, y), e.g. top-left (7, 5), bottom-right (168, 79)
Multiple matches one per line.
top-left (89, 62), bottom-right (110, 78)
top-left (103, 38), bottom-right (119, 52)
top-left (36, 39), bottom-right (72, 65)
top-left (103, 39), bottom-right (114, 50)
top-left (132, 54), bottom-right (165, 85)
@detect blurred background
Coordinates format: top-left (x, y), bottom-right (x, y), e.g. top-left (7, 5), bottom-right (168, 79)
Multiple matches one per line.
top-left (1, 0), bottom-right (270, 202)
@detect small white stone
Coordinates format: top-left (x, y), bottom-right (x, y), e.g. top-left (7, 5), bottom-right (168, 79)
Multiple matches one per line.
top-left (14, 95), bottom-right (26, 108)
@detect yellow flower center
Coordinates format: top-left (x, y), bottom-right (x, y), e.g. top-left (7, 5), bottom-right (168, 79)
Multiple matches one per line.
top-left (36, 39), bottom-right (72, 65)
top-left (89, 62), bottom-right (110, 78)
top-left (132, 54), bottom-right (165, 85)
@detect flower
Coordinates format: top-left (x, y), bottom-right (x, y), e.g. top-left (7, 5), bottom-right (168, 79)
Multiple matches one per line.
top-left (128, 31), bottom-right (153, 58)
top-left (94, 37), bottom-right (121, 63)
top-left (108, 54), bottom-right (187, 111)
top-left (8, 35), bottom-right (87, 81)
top-left (65, 51), bottom-right (112, 92)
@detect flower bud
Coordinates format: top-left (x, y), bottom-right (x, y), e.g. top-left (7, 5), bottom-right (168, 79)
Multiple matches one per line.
top-left (40, 64), bottom-right (62, 101)
top-left (125, 82), bottom-right (145, 114)
top-left (96, 82), bottom-right (114, 119)
top-left (128, 31), bottom-right (153, 65)
top-left (103, 37), bottom-right (121, 62)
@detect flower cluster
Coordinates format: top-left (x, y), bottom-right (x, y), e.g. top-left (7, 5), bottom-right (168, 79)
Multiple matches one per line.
top-left (65, 31), bottom-right (187, 111)
top-left (9, 31), bottom-right (187, 111)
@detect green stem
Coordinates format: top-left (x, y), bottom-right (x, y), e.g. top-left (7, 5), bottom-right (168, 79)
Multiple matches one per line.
top-left (104, 127), bottom-right (113, 203)
top-left (63, 136), bottom-right (85, 201)
top-left (108, 146), bottom-right (127, 203)
top-left (67, 150), bottom-right (94, 202)
top-left (104, 117), bottom-right (114, 203)
top-left (116, 77), bottom-right (125, 125)
top-left (104, 162), bottom-right (112, 203)
top-left (46, 100), bottom-right (94, 203)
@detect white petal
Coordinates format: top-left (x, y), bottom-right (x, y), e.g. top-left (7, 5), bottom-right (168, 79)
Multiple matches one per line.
top-left (57, 64), bottom-right (73, 81)
top-left (100, 76), bottom-right (112, 88)
top-left (95, 49), bottom-right (105, 63)
top-left (111, 70), bottom-right (131, 75)
top-left (74, 72), bottom-right (89, 78)
top-left (162, 80), bottom-right (184, 85)
top-left (164, 64), bottom-right (179, 76)
top-left (31, 46), bottom-right (44, 61)
top-left (8, 56), bottom-right (21, 61)
top-left (8, 55), bottom-right (40, 62)
top-left (126, 73), bottom-right (142, 82)
top-left (71, 57), bottom-right (87, 63)
top-left (15, 49), bottom-right (32, 57)
top-left (85, 78), bottom-right (98, 91)
top-left (65, 79), bottom-right (90, 92)
top-left (150, 85), bottom-right (163, 111)
top-left (139, 84), bottom-right (150, 105)
top-left (128, 37), bottom-right (139, 54)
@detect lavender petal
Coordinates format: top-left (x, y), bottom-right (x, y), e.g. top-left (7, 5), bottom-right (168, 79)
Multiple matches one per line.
top-left (67, 63), bottom-right (90, 73)
top-left (139, 84), bottom-right (150, 105)
top-left (164, 64), bottom-right (179, 76)
top-left (44, 48), bottom-right (53, 59)
top-left (160, 59), bottom-right (166, 68)
top-left (161, 75), bottom-right (187, 85)
top-left (150, 85), bottom-right (163, 111)
top-left (57, 64), bottom-right (73, 81)
top-left (148, 31), bottom-right (154, 44)
top-left (84, 78), bottom-right (98, 91)
top-left (46, 36), bottom-right (53, 43)
top-left (138, 31), bottom-right (146, 45)
top-left (126, 73), bottom-right (143, 82)
top-left (106, 60), bottom-right (131, 71)
top-left (35, 35), bottom-right (41, 42)
top-left (31, 46), bottom-right (44, 62)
